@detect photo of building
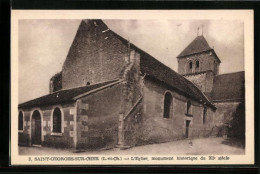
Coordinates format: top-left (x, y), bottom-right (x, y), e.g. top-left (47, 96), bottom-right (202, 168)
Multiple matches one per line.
top-left (17, 19), bottom-right (245, 153)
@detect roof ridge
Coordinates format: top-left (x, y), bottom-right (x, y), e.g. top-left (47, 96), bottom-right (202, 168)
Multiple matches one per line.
top-left (177, 35), bottom-right (212, 58)
top-left (18, 79), bottom-right (120, 106)
top-left (216, 71), bottom-right (245, 77)
top-left (54, 79), bottom-right (120, 94)
top-left (73, 79), bottom-right (124, 100)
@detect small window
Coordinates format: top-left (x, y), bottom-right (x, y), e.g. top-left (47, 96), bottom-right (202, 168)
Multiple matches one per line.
top-left (186, 101), bottom-right (191, 115)
top-left (196, 61), bottom-right (199, 68)
top-left (53, 108), bottom-right (62, 133)
top-left (203, 107), bottom-right (207, 124)
top-left (86, 82), bottom-right (90, 85)
top-left (189, 62), bottom-right (192, 69)
top-left (163, 92), bottom-right (173, 118)
top-left (18, 111), bottom-right (23, 131)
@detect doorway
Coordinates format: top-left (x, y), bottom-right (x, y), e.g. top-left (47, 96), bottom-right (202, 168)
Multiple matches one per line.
top-left (185, 120), bottom-right (191, 138)
top-left (31, 110), bottom-right (42, 145)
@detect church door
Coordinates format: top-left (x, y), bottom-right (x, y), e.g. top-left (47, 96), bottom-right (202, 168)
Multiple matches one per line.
top-left (185, 120), bottom-right (190, 138)
top-left (31, 111), bottom-right (42, 145)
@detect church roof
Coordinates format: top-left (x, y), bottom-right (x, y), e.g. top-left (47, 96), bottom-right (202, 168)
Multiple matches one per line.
top-left (177, 35), bottom-right (221, 62)
top-left (211, 71), bottom-right (245, 102)
top-left (18, 79), bottom-right (121, 109)
top-left (177, 35), bottom-right (212, 58)
top-left (140, 53), bottom-right (215, 109)
top-left (98, 21), bottom-right (215, 108)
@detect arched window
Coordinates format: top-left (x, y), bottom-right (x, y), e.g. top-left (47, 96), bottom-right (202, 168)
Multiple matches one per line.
top-left (186, 100), bottom-right (191, 115)
top-left (53, 107), bottom-right (62, 133)
top-left (195, 60), bottom-right (200, 73)
top-left (196, 60), bottom-right (199, 68)
top-left (189, 62), bottom-right (193, 69)
top-left (18, 111), bottom-right (23, 131)
top-left (203, 107), bottom-right (207, 124)
top-left (163, 92), bottom-right (173, 118)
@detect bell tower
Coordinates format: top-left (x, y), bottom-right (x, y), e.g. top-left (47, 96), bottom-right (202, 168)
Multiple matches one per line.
top-left (177, 35), bottom-right (221, 93)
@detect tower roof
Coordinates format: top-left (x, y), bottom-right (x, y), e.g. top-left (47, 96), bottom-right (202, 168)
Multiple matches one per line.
top-left (177, 35), bottom-right (213, 58)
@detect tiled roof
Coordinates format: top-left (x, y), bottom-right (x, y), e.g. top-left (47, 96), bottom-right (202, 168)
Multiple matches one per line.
top-left (97, 20), bottom-right (215, 108)
top-left (177, 35), bottom-right (213, 58)
top-left (18, 79), bottom-right (120, 109)
top-left (177, 35), bottom-right (221, 63)
top-left (211, 71), bottom-right (245, 102)
top-left (140, 53), bottom-right (215, 109)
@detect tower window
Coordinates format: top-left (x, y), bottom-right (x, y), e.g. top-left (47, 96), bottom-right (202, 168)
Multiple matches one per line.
top-left (189, 62), bottom-right (192, 69)
top-left (196, 61), bottom-right (199, 68)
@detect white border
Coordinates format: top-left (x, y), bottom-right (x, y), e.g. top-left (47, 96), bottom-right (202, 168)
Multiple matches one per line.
top-left (11, 10), bottom-right (254, 165)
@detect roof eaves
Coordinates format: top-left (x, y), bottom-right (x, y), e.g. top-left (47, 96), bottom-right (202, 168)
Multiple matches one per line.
top-left (213, 98), bottom-right (244, 103)
top-left (183, 70), bottom-right (213, 76)
top-left (145, 74), bottom-right (216, 110)
top-left (184, 78), bottom-right (216, 109)
top-left (177, 49), bottom-right (213, 58)
top-left (212, 50), bottom-right (221, 63)
top-left (18, 99), bottom-right (75, 109)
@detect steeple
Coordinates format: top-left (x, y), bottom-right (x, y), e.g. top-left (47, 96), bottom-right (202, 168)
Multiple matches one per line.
top-left (176, 35), bottom-right (221, 93)
top-left (177, 35), bottom-right (221, 76)
top-left (177, 35), bottom-right (212, 58)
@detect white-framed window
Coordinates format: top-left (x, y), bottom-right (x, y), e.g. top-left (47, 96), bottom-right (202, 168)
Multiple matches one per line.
top-left (51, 106), bottom-right (64, 136)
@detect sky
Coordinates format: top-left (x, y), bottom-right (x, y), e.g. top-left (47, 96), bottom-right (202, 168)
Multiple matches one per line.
top-left (18, 19), bottom-right (244, 103)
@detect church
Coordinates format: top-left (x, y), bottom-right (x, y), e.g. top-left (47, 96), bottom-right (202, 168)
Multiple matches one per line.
top-left (18, 19), bottom-right (245, 151)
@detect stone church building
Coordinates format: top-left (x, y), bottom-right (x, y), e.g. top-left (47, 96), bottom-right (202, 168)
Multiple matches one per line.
top-left (18, 19), bottom-right (245, 151)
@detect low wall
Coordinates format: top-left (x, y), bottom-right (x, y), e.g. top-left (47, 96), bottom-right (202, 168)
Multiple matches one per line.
top-left (18, 103), bottom-right (76, 149)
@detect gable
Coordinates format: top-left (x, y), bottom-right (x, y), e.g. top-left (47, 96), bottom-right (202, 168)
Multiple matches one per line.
top-left (61, 20), bottom-right (128, 89)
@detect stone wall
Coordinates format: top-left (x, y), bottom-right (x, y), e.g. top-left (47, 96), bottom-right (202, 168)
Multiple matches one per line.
top-left (184, 71), bottom-right (214, 93)
top-left (62, 20), bottom-right (128, 90)
top-left (75, 83), bottom-right (123, 150)
top-left (213, 101), bottom-right (245, 138)
top-left (136, 78), bottom-right (216, 145)
top-left (18, 103), bottom-right (76, 149)
top-left (49, 72), bottom-right (62, 93)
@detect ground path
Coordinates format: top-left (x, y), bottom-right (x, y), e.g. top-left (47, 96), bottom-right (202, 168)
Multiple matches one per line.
top-left (19, 137), bottom-right (245, 156)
